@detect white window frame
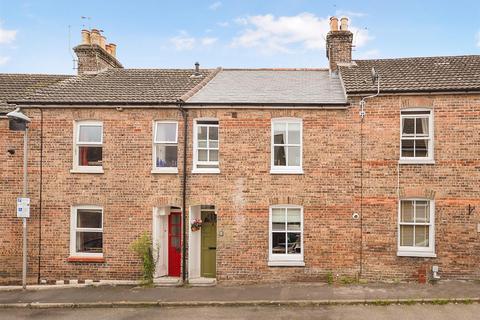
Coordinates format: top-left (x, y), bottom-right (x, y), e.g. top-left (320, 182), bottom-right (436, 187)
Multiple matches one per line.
top-left (268, 205), bottom-right (305, 266)
top-left (397, 199), bottom-right (436, 258)
top-left (399, 109), bottom-right (434, 164)
top-left (152, 121), bottom-right (179, 174)
top-left (71, 120), bottom-right (104, 173)
top-left (270, 118), bottom-right (303, 174)
top-left (193, 118), bottom-right (220, 174)
top-left (70, 205), bottom-right (104, 258)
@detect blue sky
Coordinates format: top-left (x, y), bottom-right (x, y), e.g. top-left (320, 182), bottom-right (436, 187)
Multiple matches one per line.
top-left (0, 0), bottom-right (479, 74)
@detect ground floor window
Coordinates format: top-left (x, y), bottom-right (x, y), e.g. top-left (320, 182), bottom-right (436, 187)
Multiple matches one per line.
top-left (70, 205), bottom-right (103, 257)
top-left (398, 199), bottom-right (436, 257)
top-left (268, 205), bottom-right (304, 266)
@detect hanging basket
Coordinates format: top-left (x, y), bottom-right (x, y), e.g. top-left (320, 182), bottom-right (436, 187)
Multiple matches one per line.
top-left (191, 219), bottom-right (202, 232)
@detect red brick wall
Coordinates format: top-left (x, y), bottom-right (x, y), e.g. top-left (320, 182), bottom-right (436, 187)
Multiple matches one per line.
top-left (0, 95), bottom-right (479, 285)
top-left (0, 110), bottom-right (41, 285)
top-left (352, 94), bottom-right (480, 281)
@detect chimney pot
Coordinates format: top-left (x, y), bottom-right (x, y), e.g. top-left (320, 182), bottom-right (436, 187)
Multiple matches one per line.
top-left (109, 43), bottom-right (117, 57)
top-left (100, 35), bottom-right (107, 50)
top-left (330, 17), bottom-right (339, 31)
top-left (105, 44), bottom-right (111, 55)
top-left (90, 29), bottom-right (101, 46)
top-left (340, 17), bottom-right (349, 31)
top-left (81, 29), bottom-right (91, 45)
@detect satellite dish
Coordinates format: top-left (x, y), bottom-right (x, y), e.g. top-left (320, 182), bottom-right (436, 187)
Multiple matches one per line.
top-left (371, 67), bottom-right (379, 84)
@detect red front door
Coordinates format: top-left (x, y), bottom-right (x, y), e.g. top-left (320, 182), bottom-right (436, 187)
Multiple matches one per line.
top-left (168, 212), bottom-right (182, 277)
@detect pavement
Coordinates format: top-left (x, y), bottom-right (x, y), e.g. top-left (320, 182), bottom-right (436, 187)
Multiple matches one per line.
top-left (0, 280), bottom-right (479, 308)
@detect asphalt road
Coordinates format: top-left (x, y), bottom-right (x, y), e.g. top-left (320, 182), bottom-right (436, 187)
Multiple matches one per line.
top-left (1, 304), bottom-right (479, 320)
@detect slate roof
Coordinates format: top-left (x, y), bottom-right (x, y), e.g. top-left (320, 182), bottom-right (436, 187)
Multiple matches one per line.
top-left (0, 74), bottom-right (70, 112)
top-left (187, 69), bottom-right (347, 105)
top-left (12, 68), bottom-right (214, 105)
top-left (340, 55), bottom-right (480, 94)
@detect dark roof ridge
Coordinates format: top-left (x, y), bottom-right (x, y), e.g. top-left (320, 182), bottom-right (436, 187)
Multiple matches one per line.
top-left (0, 72), bottom-right (71, 77)
top-left (114, 68), bottom-right (218, 71)
top-left (180, 67), bottom-right (222, 102)
top-left (353, 54), bottom-right (480, 63)
top-left (222, 68), bottom-right (329, 71)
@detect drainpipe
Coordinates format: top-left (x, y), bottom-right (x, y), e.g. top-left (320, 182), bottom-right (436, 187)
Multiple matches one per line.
top-left (358, 69), bottom-right (380, 278)
top-left (37, 108), bottom-right (44, 284)
top-left (177, 100), bottom-right (188, 283)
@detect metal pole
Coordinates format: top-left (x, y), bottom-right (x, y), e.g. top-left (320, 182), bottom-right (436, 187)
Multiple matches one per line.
top-left (22, 127), bottom-right (28, 290)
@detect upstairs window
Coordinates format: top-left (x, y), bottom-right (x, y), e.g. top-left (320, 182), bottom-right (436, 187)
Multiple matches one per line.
top-left (398, 199), bottom-right (435, 257)
top-left (271, 118), bottom-right (303, 174)
top-left (400, 110), bottom-right (433, 163)
top-left (73, 121), bottom-right (103, 173)
top-left (153, 121), bottom-right (178, 173)
top-left (70, 206), bottom-right (103, 257)
top-left (193, 120), bottom-right (219, 173)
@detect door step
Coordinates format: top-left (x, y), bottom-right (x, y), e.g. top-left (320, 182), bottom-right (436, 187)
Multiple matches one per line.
top-left (188, 277), bottom-right (217, 287)
top-left (154, 276), bottom-right (182, 287)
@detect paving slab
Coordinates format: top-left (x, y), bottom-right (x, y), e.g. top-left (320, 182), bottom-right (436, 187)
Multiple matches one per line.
top-left (0, 280), bottom-right (478, 306)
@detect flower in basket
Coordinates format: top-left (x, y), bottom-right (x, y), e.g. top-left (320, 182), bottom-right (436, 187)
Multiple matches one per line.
top-left (191, 218), bottom-right (202, 231)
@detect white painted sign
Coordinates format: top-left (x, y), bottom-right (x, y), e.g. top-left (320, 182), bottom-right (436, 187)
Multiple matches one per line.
top-left (16, 197), bottom-right (30, 218)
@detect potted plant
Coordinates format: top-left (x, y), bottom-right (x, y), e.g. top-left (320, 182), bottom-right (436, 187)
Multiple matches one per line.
top-left (191, 218), bottom-right (202, 232)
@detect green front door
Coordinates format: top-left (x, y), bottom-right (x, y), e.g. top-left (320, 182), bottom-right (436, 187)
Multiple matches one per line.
top-left (201, 210), bottom-right (217, 278)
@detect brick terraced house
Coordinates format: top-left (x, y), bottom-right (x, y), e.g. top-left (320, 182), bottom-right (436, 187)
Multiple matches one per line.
top-left (0, 17), bottom-right (479, 285)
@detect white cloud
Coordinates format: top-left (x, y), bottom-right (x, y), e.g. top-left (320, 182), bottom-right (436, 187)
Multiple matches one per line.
top-left (476, 31), bottom-right (480, 47)
top-left (169, 32), bottom-right (218, 50)
top-left (0, 56), bottom-right (10, 65)
top-left (234, 17), bottom-right (248, 25)
top-left (0, 24), bottom-right (17, 44)
top-left (231, 13), bottom-right (372, 54)
top-left (218, 21), bottom-right (229, 27)
top-left (209, 1), bottom-right (222, 10)
top-left (335, 10), bottom-right (367, 18)
top-left (201, 37), bottom-right (218, 46)
top-left (170, 31), bottom-right (196, 50)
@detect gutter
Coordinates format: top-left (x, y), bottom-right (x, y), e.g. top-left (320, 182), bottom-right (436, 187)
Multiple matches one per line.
top-left (347, 89), bottom-right (480, 96)
top-left (7, 101), bottom-right (182, 106)
top-left (6, 102), bottom-right (350, 110)
top-left (183, 102), bottom-right (349, 109)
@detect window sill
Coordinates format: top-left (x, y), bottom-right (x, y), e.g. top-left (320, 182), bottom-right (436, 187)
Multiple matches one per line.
top-left (192, 168), bottom-right (220, 174)
top-left (67, 256), bottom-right (105, 263)
top-left (268, 260), bottom-right (305, 267)
top-left (151, 168), bottom-right (178, 174)
top-left (398, 159), bottom-right (435, 165)
top-left (270, 168), bottom-right (304, 175)
top-left (397, 251), bottom-right (436, 258)
top-left (70, 167), bottom-right (104, 174)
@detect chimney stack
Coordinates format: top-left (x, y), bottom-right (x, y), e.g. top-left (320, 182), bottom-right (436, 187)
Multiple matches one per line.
top-left (73, 28), bottom-right (123, 75)
top-left (326, 16), bottom-right (353, 74)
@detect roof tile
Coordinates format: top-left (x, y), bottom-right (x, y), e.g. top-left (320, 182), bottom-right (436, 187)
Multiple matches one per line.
top-left (340, 55), bottom-right (480, 93)
top-left (13, 68), bottom-right (212, 104)
top-left (187, 69), bottom-right (347, 104)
